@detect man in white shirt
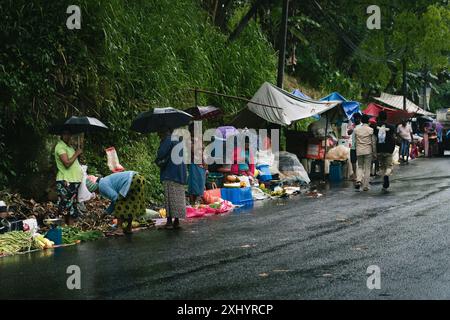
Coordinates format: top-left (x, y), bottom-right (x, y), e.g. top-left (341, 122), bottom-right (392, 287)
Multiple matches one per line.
top-left (347, 113), bottom-right (362, 181)
top-left (397, 120), bottom-right (414, 163)
top-left (354, 115), bottom-right (377, 191)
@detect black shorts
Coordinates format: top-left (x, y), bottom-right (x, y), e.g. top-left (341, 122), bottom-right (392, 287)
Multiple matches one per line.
top-left (350, 149), bottom-right (357, 164)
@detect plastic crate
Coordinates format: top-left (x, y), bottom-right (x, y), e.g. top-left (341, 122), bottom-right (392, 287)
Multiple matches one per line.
top-left (256, 164), bottom-right (272, 182)
top-left (46, 227), bottom-right (62, 245)
top-left (221, 187), bottom-right (253, 206)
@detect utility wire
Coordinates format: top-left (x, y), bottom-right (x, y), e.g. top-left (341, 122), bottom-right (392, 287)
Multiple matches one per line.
top-left (312, 0), bottom-right (405, 62)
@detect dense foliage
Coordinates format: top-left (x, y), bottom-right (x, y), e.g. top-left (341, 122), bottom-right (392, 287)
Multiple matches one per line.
top-left (0, 0), bottom-right (276, 201)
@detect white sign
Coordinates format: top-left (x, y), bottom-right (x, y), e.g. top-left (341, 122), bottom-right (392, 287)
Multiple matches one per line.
top-left (366, 5), bottom-right (381, 30)
top-left (366, 265), bottom-right (381, 289)
top-left (66, 265), bottom-right (81, 290)
top-left (66, 5), bottom-right (81, 30)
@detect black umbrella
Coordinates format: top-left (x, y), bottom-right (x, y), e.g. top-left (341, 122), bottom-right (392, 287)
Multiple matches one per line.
top-left (49, 116), bottom-right (108, 135)
top-left (63, 116), bottom-right (108, 134)
top-left (418, 116), bottom-right (434, 123)
top-left (185, 105), bottom-right (222, 120)
top-left (130, 107), bottom-right (193, 133)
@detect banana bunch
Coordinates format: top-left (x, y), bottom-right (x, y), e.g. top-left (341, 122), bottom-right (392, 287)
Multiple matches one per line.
top-left (0, 231), bottom-right (33, 255)
top-left (33, 234), bottom-right (54, 249)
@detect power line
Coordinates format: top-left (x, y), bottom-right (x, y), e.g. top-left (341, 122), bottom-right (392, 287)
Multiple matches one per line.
top-left (312, 0), bottom-right (406, 63)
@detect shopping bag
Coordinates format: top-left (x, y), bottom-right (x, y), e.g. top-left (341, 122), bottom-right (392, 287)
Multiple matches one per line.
top-left (105, 147), bottom-right (125, 173)
top-left (216, 200), bottom-right (234, 213)
top-left (78, 165), bottom-right (95, 202)
top-left (203, 184), bottom-right (221, 204)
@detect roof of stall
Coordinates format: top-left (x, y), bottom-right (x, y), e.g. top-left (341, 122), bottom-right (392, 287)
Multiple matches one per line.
top-left (245, 82), bottom-right (340, 126)
top-left (373, 92), bottom-right (434, 116)
top-left (320, 92), bottom-right (361, 119)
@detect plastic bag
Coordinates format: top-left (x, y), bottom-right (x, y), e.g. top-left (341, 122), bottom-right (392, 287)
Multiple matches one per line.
top-left (238, 176), bottom-right (250, 187)
top-left (203, 186), bottom-right (221, 204)
top-left (377, 125), bottom-right (388, 144)
top-left (216, 200), bottom-right (234, 213)
top-left (326, 145), bottom-right (349, 161)
top-left (78, 165), bottom-right (95, 202)
top-left (256, 149), bottom-right (275, 166)
top-left (22, 218), bottom-right (39, 235)
top-left (252, 187), bottom-right (269, 201)
top-left (105, 147), bottom-right (125, 173)
top-left (277, 151), bottom-right (311, 184)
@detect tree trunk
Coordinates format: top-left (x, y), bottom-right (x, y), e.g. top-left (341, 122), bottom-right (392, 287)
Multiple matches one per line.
top-left (384, 62), bottom-right (399, 93)
top-left (228, 0), bottom-right (264, 42)
top-left (215, 0), bottom-right (233, 32)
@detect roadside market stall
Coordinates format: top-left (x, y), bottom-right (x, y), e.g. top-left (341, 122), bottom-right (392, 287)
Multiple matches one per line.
top-left (290, 89), bottom-right (362, 181)
top-left (232, 82), bottom-right (359, 183)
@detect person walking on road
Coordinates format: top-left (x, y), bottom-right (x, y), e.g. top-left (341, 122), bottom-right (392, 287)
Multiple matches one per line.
top-left (397, 120), bottom-right (414, 163)
top-left (374, 111), bottom-right (396, 192)
top-left (354, 115), bottom-right (377, 191)
top-left (347, 113), bottom-right (362, 181)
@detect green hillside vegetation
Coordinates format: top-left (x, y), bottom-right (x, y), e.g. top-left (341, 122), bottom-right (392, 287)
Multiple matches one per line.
top-left (0, 0), bottom-right (276, 202)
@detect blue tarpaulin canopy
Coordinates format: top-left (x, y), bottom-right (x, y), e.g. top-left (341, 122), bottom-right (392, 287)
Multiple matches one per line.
top-left (320, 92), bottom-right (361, 119)
top-left (291, 89), bottom-right (311, 100)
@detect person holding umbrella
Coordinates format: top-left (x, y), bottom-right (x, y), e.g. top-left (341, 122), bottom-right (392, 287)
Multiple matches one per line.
top-left (50, 116), bottom-right (108, 225)
top-left (54, 129), bottom-right (83, 225)
top-left (131, 107), bottom-right (192, 229)
top-left (156, 127), bottom-right (187, 229)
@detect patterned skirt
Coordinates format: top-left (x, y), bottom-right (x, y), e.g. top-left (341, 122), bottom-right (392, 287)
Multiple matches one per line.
top-left (114, 174), bottom-right (146, 220)
top-left (56, 181), bottom-right (81, 218)
top-left (163, 180), bottom-right (186, 219)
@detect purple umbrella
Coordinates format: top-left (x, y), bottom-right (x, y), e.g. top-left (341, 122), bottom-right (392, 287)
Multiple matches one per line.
top-left (215, 126), bottom-right (238, 140)
top-left (185, 106), bottom-right (222, 120)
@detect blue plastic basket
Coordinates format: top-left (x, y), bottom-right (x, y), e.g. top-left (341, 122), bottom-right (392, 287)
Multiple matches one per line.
top-left (45, 227), bottom-right (62, 245)
top-left (329, 161), bottom-right (344, 183)
top-left (257, 164), bottom-right (272, 182)
top-left (221, 187), bottom-right (253, 206)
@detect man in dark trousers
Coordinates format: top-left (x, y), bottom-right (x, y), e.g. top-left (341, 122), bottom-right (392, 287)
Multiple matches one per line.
top-left (374, 111), bottom-right (396, 192)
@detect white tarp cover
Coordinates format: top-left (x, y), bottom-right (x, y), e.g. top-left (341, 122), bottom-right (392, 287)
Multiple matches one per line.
top-left (247, 82), bottom-right (340, 126)
top-left (373, 92), bottom-right (434, 116)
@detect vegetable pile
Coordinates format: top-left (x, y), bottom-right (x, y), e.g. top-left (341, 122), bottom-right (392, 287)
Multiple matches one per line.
top-left (33, 234), bottom-right (54, 249)
top-left (62, 226), bottom-right (104, 244)
top-left (0, 231), bottom-right (34, 255)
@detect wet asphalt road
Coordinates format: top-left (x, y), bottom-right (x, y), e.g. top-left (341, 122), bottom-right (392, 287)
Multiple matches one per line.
top-left (1, 157), bottom-right (450, 300)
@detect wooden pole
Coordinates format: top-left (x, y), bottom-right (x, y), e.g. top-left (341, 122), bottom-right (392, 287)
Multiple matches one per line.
top-left (402, 59), bottom-right (407, 111)
top-left (277, 0), bottom-right (289, 89)
top-left (323, 114), bottom-right (329, 181)
top-left (195, 88), bottom-right (199, 107)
